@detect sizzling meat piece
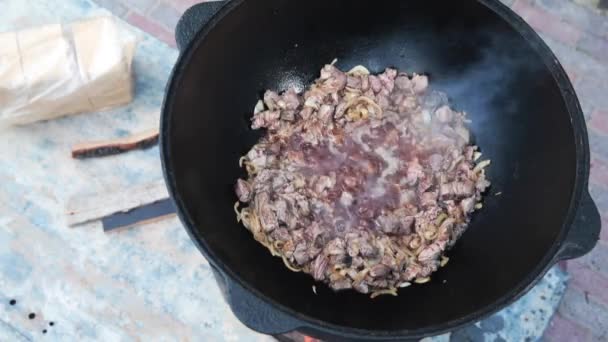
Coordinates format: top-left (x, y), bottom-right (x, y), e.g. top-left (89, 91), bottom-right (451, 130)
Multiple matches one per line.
top-left (235, 63), bottom-right (490, 297)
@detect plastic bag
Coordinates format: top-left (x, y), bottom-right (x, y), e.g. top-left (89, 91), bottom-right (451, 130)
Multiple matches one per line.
top-left (0, 16), bottom-right (136, 128)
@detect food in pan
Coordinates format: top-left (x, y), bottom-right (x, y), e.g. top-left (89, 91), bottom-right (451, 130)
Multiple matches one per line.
top-left (235, 63), bottom-right (490, 297)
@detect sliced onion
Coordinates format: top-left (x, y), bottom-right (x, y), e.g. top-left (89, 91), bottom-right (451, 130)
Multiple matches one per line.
top-left (253, 99), bottom-right (265, 114)
top-left (353, 268), bottom-right (370, 283)
top-left (370, 288), bottom-right (398, 298)
top-left (283, 256), bottom-right (302, 272)
top-left (435, 213), bottom-right (448, 226)
top-left (474, 159), bottom-right (491, 173)
top-left (347, 65), bottom-right (371, 76)
top-left (234, 201), bottom-right (241, 222)
top-left (414, 277), bottom-right (431, 284)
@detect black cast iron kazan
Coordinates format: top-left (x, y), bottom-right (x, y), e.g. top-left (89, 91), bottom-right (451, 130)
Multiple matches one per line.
top-left (160, 1), bottom-right (601, 340)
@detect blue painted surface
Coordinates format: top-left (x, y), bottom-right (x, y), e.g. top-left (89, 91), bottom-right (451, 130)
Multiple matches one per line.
top-left (0, 252), bottom-right (32, 284)
top-left (0, 0), bottom-right (567, 341)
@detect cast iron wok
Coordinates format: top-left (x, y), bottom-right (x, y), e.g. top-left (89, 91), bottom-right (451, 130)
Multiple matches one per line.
top-left (160, 0), bottom-right (601, 340)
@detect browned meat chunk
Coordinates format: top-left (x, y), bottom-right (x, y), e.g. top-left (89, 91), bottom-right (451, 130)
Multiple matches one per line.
top-left (399, 215), bottom-right (415, 235)
top-left (281, 88), bottom-right (301, 111)
top-left (318, 104), bottom-right (335, 122)
top-left (326, 238), bottom-right (346, 255)
top-left (369, 75), bottom-right (382, 93)
top-left (360, 75), bottom-right (370, 91)
top-left (264, 90), bottom-right (281, 110)
top-left (300, 106), bottom-right (314, 120)
top-left (460, 197), bottom-right (476, 215)
top-left (347, 75), bottom-right (362, 89)
top-left (293, 243), bottom-right (311, 265)
top-left (411, 74), bottom-right (429, 93)
top-left (256, 192), bottom-right (278, 232)
top-left (394, 74), bottom-right (412, 90)
top-left (319, 65), bottom-right (347, 93)
top-left (370, 264), bottom-right (391, 278)
top-left (420, 191), bottom-right (438, 207)
top-left (435, 105), bottom-right (453, 123)
top-left (379, 68), bottom-right (397, 93)
top-left (304, 88), bottom-right (326, 110)
top-left (406, 159), bottom-right (425, 185)
top-left (418, 243), bottom-right (443, 262)
top-left (235, 179), bottom-right (252, 202)
top-left (427, 154), bottom-right (444, 171)
top-left (376, 213), bottom-right (401, 234)
top-left (251, 110), bottom-right (281, 129)
top-left (353, 282), bottom-right (370, 294)
top-left (331, 278), bottom-right (353, 290)
top-left (272, 227), bottom-right (291, 242)
top-left (477, 177), bottom-right (491, 192)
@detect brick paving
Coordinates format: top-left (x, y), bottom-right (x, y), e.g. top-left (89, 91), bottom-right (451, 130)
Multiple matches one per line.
top-left (91, 0), bottom-right (608, 340)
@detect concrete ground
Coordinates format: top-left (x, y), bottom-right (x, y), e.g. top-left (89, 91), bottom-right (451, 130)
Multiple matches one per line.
top-left (91, 0), bottom-right (608, 340)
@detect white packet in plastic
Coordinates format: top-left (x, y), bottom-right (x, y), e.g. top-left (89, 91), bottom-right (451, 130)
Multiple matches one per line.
top-left (0, 16), bottom-right (136, 128)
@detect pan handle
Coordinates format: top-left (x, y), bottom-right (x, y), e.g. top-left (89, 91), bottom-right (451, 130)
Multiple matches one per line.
top-left (209, 265), bottom-right (303, 335)
top-left (175, 1), bottom-right (226, 52)
top-left (554, 190), bottom-right (601, 261)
